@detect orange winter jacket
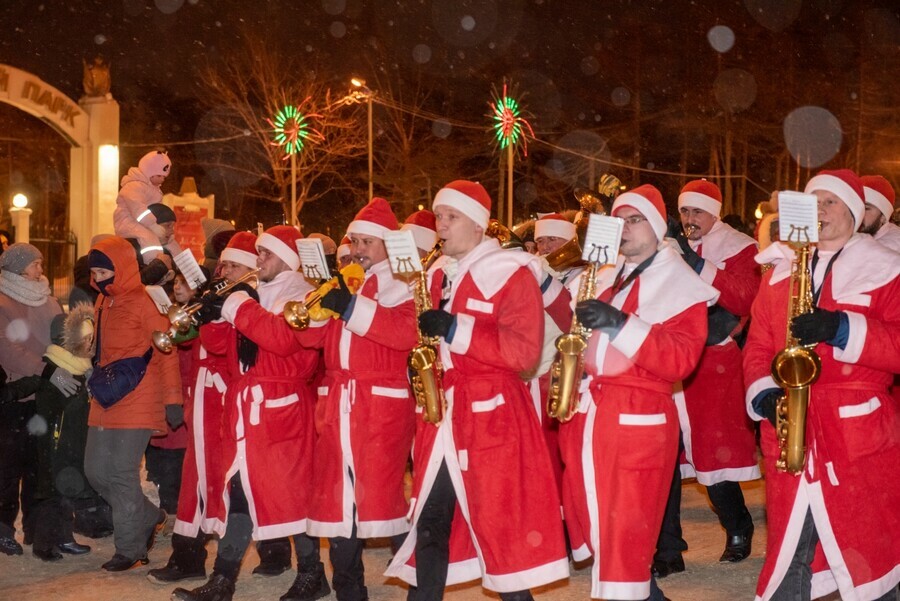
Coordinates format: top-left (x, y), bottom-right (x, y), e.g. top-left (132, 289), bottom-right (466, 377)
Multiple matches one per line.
top-left (87, 236), bottom-right (181, 432)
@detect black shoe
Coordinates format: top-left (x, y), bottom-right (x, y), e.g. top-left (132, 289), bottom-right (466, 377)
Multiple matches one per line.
top-left (102, 553), bottom-right (149, 572)
top-left (0, 535), bottom-right (23, 556)
top-left (33, 546), bottom-right (63, 562)
top-left (253, 559), bottom-right (291, 577)
top-left (146, 509), bottom-right (167, 555)
top-left (651, 555), bottom-right (685, 578)
top-left (719, 526), bottom-right (753, 563)
top-left (279, 565), bottom-right (331, 601)
top-left (172, 574), bottom-right (235, 601)
top-left (57, 541), bottom-right (92, 555)
top-left (147, 561), bottom-right (207, 584)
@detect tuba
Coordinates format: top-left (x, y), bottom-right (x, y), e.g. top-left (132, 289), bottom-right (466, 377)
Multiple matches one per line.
top-left (152, 269), bottom-right (260, 353)
top-left (546, 261), bottom-right (598, 422)
top-left (409, 242), bottom-right (446, 425)
top-left (545, 185), bottom-right (610, 272)
top-left (770, 242), bottom-right (821, 473)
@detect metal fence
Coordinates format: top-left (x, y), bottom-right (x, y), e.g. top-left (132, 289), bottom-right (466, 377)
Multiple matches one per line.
top-left (29, 232), bottom-right (77, 305)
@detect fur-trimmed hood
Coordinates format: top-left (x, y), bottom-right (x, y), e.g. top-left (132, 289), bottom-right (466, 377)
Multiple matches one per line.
top-left (63, 302), bottom-right (95, 359)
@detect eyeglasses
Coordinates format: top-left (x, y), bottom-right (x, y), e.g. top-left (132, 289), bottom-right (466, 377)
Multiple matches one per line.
top-left (621, 215), bottom-right (647, 226)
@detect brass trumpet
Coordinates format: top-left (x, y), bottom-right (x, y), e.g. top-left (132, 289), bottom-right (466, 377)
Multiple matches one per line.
top-left (283, 263), bottom-right (366, 330)
top-left (283, 295), bottom-right (320, 330)
top-left (152, 269), bottom-right (260, 353)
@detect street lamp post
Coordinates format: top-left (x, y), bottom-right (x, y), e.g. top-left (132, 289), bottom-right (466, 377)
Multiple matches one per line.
top-left (10, 193), bottom-right (32, 244)
top-left (352, 78), bottom-right (374, 200)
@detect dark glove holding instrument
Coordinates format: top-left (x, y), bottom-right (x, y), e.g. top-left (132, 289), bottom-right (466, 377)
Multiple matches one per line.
top-left (666, 216), bottom-right (704, 271)
top-left (757, 389), bottom-right (782, 428)
top-left (790, 309), bottom-right (842, 346)
top-left (575, 300), bottom-right (628, 336)
top-left (165, 404), bottom-right (185, 429)
top-left (319, 273), bottom-right (353, 316)
top-left (418, 309), bottom-right (456, 339)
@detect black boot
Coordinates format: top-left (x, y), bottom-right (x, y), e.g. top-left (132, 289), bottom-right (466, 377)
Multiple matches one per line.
top-left (101, 553), bottom-right (149, 571)
top-left (0, 534), bottom-right (23, 556)
top-left (172, 574), bottom-right (235, 601)
top-left (651, 555), bottom-right (685, 578)
top-left (147, 533), bottom-right (207, 584)
top-left (280, 563), bottom-right (331, 601)
top-left (719, 524), bottom-right (753, 563)
top-left (253, 537), bottom-right (292, 576)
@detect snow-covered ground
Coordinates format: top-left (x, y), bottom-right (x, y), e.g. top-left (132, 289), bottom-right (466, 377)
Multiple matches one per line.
top-left (1, 480), bottom-right (772, 600)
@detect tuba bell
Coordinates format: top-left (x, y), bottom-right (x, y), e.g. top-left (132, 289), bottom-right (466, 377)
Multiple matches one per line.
top-left (545, 185), bottom-right (611, 272)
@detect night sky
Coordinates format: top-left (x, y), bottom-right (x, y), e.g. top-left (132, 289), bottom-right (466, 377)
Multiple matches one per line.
top-left (1, 0), bottom-right (899, 231)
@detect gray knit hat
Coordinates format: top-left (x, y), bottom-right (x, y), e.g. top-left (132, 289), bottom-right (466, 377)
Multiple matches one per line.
top-left (0, 242), bottom-right (42, 275)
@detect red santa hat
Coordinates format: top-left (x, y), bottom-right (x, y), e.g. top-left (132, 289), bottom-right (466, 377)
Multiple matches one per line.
top-left (138, 150), bottom-right (172, 178)
top-left (678, 179), bottom-right (722, 217)
top-left (860, 175), bottom-right (895, 221)
top-left (612, 184), bottom-right (668, 241)
top-left (401, 210), bottom-right (438, 251)
top-left (220, 231), bottom-right (259, 269)
top-left (432, 180), bottom-right (492, 229)
top-left (534, 213), bottom-right (576, 240)
top-left (256, 225), bottom-right (302, 271)
top-left (336, 235), bottom-right (351, 261)
top-left (804, 169), bottom-right (865, 226)
top-left (346, 197), bottom-right (399, 239)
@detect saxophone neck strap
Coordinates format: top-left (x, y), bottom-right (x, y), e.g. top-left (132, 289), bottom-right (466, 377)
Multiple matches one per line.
top-left (608, 252), bottom-right (657, 300)
top-left (810, 247), bottom-right (842, 306)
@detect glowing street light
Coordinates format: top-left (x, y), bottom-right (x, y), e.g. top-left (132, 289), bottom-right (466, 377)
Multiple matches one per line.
top-left (351, 77), bottom-right (375, 200)
top-left (12, 193), bottom-right (28, 208)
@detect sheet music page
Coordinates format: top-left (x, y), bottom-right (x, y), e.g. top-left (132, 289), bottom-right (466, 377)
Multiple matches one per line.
top-left (173, 249), bottom-right (207, 290)
top-left (582, 215), bottom-right (623, 265)
top-left (296, 238), bottom-right (331, 281)
top-left (383, 230), bottom-right (424, 275)
top-left (145, 285), bottom-right (172, 315)
top-left (777, 191), bottom-right (819, 244)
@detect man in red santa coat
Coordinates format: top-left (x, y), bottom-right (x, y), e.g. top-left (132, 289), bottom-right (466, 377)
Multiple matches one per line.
top-left (386, 180), bottom-right (569, 601)
top-left (744, 169), bottom-right (900, 601)
top-left (859, 175), bottom-right (900, 253)
top-left (172, 225), bottom-right (325, 601)
top-left (293, 197), bottom-right (417, 601)
top-left (652, 179), bottom-right (762, 577)
top-left (559, 184), bottom-right (718, 601)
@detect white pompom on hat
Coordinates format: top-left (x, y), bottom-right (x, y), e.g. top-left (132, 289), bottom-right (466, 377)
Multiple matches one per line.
top-left (256, 225), bottom-right (302, 271)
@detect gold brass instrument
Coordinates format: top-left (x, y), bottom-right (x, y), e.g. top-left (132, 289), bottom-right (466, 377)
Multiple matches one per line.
top-left (682, 223), bottom-right (700, 238)
top-left (771, 243), bottom-right (821, 474)
top-left (547, 261), bottom-right (599, 422)
top-left (486, 220), bottom-right (526, 250)
top-left (545, 186), bottom-right (610, 272)
top-left (408, 242), bottom-right (446, 425)
top-left (152, 269), bottom-right (260, 353)
top-left (283, 263), bottom-right (366, 330)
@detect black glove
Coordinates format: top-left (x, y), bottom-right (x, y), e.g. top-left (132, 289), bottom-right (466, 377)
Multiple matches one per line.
top-left (706, 305), bottom-right (740, 346)
top-left (757, 389), bottom-right (782, 428)
top-left (575, 300), bottom-right (628, 335)
top-left (419, 309), bottom-right (456, 339)
top-left (237, 332), bottom-right (258, 370)
top-left (165, 404), bottom-right (185, 430)
top-left (790, 309), bottom-right (842, 346)
top-left (195, 293), bottom-right (225, 325)
top-left (319, 273), bottom-right (353, 316)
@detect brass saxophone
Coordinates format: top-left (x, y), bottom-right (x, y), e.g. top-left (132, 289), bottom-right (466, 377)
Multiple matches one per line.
top-left (547, 261), bottom-right (598, 422)
top-left (770, 243), bottom-right (821, 473)
top-left (409, 242), bottom-right (446, 425)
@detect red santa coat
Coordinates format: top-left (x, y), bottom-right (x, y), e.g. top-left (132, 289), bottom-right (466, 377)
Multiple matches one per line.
top-left (387, 239), bottom-right (569, 593)
top-left (295, 259), bottom-right (417, 539)
top-left (676, 219), bottom-right (761, 484)
top-left (874, 221), bottom-right (900, 253)
top-left (173, 323), bottom-right (234, 538)
top-left (743, 235), bottom-right (900, 601)
top-left (559, 244), bottom-right (717, 600)
top-left (200, 270), bottom-right (318, 540)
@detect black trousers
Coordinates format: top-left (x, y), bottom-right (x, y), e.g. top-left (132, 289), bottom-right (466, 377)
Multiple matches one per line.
top-left (144, 445), bottom-right (185, 514)
top-left (408, 461), bottom-right (533, 601)
top-left (655, 436), bottom-right (752, 561)
top-left (0, 400), bottom-right (36, 539)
